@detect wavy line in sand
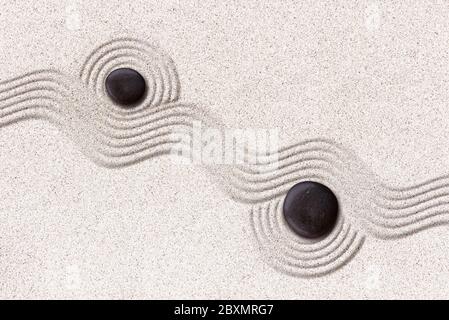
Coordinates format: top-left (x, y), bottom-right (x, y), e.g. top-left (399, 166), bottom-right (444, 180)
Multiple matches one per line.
top-left (224, 137), bottom-right (449, 240)
top-left (1, 71), bottom-right (447, 239)
top-left (0, 38), bottom-right (215, 167)
top-left (1, 36), bottom-right (449, 275)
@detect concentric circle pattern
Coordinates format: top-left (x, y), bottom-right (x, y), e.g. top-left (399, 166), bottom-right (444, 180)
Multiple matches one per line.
top-left (80, 37), bottom-right (180, 113)
top-left (250, 199), bottom-right (364, 277)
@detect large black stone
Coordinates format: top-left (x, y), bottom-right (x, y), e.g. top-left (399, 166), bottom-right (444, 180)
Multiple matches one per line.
top-left (283, 181), bottom-right (339, 239)
top-left (105, 68), bottom-right (146, 107)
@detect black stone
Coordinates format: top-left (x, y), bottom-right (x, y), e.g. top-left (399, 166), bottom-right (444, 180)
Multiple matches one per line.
top-left (105, 68), bottom-right (146, 107)
top-left (283, 181), bottom-right (339, 239)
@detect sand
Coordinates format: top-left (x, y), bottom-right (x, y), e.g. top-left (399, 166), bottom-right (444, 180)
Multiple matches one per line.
top-left (1, 0), bottom-right (449, 299)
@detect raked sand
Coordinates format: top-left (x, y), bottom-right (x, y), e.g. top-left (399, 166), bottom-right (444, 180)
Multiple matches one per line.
top-left (1, 0), bottom-right (449, 299)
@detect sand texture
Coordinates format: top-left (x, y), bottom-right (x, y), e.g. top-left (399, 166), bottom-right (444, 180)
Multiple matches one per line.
top-left (1, 0), bottom-right (449, 299)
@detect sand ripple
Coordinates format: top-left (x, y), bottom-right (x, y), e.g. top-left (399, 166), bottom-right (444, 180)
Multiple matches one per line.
top-left (1, 36), bottom-right (448, 277)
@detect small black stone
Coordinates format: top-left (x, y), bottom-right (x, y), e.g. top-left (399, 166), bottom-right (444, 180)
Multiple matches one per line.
top-left (105, 68), bottom-right (146, 107)
top-left (283, 181), bottom-right (339, 239)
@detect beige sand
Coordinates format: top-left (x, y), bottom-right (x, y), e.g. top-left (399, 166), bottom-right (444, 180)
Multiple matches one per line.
top-left (1, 0), bottom-right (449, 299)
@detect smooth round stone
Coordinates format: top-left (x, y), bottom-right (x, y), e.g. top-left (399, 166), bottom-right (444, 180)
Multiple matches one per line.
top-left (105, 68), bottom-right (146, 107)
top-left (283, 181), bottom-right (339, 239)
